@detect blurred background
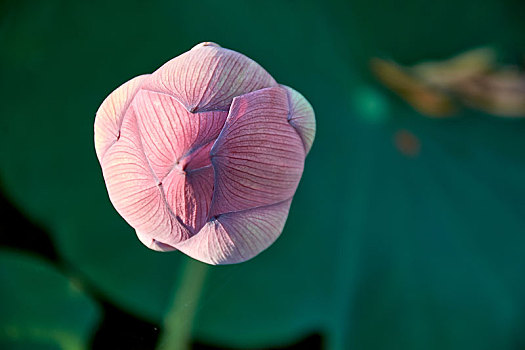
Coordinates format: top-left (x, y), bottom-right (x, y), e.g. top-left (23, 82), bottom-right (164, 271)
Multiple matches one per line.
top-left (1, 0), bottom-right (525, 349)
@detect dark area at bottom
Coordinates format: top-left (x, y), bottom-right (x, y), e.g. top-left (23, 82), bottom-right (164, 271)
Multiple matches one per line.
top-left (0, 190), bottom-right (322, 350)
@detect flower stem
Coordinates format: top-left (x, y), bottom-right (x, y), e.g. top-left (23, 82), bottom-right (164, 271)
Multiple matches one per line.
top-left (157, 258), bottom-right (209, 350)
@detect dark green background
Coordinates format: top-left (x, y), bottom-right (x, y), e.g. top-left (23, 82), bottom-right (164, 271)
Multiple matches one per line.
top-left (1, 0), bottom-right (525, 349)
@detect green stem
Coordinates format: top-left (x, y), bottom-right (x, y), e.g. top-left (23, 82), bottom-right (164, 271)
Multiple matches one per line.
top-left (157, 258), bottom-right (209, 350)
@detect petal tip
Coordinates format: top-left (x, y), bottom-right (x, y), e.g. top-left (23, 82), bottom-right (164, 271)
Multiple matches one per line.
top-left (192, 42), bottom-right (222, 50)
top-left (282, 85), bottom-right (316, 155)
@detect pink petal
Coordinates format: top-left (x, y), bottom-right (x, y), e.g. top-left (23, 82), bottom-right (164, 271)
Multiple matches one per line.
top-left (162, 165), bottom-right (215, 233)
top-left (180, 140), bottom-right (215, 171)
top-left (142, 43), bottom-right (278, 113)
top-left (210, 87), bottom-right (305, 216)
top-left (94, 75), bottom-right (148, 162)
top-left (132, 89), bottom-right (228, 179)
top-left (135, 231), bottom-right (177, 252)
top-left (175, 199), bottom-right (292, 264)
top-left (101, 108), bottom-right (190, 246)
top-left (282, 85), bottom-right (316, 155)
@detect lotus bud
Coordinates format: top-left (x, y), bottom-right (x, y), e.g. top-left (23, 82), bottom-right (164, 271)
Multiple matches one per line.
top-left (94, 42), bottom-right (315, 264)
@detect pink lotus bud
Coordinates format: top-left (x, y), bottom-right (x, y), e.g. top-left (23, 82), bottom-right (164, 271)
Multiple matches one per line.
top-left (94, 42), bottom-right (315, 264)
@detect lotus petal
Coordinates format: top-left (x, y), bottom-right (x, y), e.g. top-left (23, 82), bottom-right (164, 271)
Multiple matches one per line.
top-left (210, 87), bottom-right (305, 216)
top-left (175, 199), bottom-right (293, 264)
top-left (94, 75), bottom-right (148, 161)
top-left (282, 85), bottom-right (316, 154)
top-left (162, 165), bottom-right (215, 233)
top-left (102, 108), bottom-right (190, 246)
top-left (143, 44), bottom-right (278, 113)
top-left (132, 89), bottom-right (227, 179)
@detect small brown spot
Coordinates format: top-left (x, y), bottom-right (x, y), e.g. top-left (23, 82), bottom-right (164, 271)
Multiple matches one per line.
top-left (116, 130), bottom-right (121, 141)
top-left (192, 42), bottom-right (221, 50)
top-left (394, 129), bottom-right (421, 157)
